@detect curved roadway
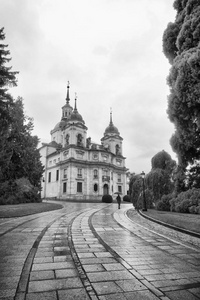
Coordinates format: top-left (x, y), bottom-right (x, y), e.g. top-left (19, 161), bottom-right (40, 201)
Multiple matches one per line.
top-left (0, 201), bottom-right (200, 300)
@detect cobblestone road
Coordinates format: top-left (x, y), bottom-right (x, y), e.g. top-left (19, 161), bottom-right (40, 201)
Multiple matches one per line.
top-left (0, 201), bottom-right (200, 300)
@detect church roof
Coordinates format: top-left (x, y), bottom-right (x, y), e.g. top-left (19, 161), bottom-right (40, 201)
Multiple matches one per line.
top-left (53, 120), bottom-right (66, 131)
top-left (104, 111), bottom-right (120, 136)
top-left (68, 95), bottom-right (85, 124)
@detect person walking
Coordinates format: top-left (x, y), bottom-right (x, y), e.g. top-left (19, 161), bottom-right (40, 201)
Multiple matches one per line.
top-left (116, 194), bottom-right (121, 209)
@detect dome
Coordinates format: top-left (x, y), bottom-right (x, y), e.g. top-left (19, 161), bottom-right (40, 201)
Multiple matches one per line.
top-left (104, 111), bottom-right (120, 136)
top-left (69, 110), bottom-right (85, 123)
top-left (69, 96), bottom-right (85, 124)
top-left (104, 122), bottom-right (119, 135)
top-left (53, 120), bottom-right (66, 131)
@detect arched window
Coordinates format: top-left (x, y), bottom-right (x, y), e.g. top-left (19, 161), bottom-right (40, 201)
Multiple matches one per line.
top-left (77, 134), bottom-right (83, 146)
top-left (116, 144), bottom-right (120, 155)
top-left (94, 184), bottom-right (98, 192)
top-left (65, 134), bottom-right (69, 145)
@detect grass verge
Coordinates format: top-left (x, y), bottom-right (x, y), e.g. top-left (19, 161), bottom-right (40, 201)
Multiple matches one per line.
top-left (135, 209), bottom-right (200, 234)
top-left (0, 202), bottom-right (63, 218)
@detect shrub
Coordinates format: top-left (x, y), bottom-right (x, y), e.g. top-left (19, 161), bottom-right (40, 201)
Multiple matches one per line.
top-left (176, 199), bottom-right (190, 213)
top-left (102, 195), bottom-right (113, 203)
top-left (169, 188), bottom-right (200, 213)
top-left (189, 205), bottom-right (196, 214)
top-left (123, 195), bottom-right (131, 202)
top-left (195, 206), bottom-right (200, 214)
top-left (0, 177), bottom-right (41, 205)
top-left (156, 194), bottom-right (173, 211)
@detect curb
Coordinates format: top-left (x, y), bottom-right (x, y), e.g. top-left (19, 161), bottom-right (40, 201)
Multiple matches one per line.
top-left (137, 209), bottom-right (200, 239)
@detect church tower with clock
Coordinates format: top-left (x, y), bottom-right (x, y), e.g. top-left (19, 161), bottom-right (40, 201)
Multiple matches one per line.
top-left (39, 83), bottom-right (128, 201)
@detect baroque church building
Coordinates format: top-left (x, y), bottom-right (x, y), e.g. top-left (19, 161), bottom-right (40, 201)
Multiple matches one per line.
top-left (40, 83), bottom-right (128, 201)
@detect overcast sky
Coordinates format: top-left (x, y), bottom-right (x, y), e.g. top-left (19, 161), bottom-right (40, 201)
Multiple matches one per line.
top-left (1, 0), bottom-right (177, 174)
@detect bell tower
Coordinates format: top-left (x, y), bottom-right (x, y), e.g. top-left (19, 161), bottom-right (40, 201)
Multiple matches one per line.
top-left (101, 109), bottom-right (123, 156)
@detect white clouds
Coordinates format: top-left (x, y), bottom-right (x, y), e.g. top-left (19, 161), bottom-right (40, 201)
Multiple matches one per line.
top-left (1, 0), bottom-right (177, 173)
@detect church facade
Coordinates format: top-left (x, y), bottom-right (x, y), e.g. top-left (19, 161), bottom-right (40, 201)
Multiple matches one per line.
top-left (39, 83), bottom-right (128, 201)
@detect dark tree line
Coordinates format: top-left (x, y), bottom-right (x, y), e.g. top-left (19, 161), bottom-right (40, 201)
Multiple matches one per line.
top-left (0, 27), bottom-right (43, 204)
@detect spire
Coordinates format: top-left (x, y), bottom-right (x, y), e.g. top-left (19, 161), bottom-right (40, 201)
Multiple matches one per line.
top-left (66, 81), bottom-right (70, 104)
top-left (110, 107), bottom-right (113, 125)
top-left (74, 93), bottom-right (78, 112)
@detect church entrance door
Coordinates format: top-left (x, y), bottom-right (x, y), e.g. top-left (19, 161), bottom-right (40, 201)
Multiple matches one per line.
top-left (103, 184), bottom-right (109, 195)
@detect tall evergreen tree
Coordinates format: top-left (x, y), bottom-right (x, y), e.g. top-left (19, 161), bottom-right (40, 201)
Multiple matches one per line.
top-left (162, 0), bottom-right (200, 190)
top-left (0, 28), bottom-right (44, 203)
top-left (0, 27), bottom-right (18, 132)
top-left (2, 97), bottom-right (44, 187)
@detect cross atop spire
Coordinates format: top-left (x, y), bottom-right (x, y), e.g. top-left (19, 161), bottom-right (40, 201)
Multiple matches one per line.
top-left (66, 81), bottom-right (70, 104)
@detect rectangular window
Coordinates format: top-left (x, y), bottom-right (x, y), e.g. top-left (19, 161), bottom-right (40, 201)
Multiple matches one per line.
top-left (77, 168), bottom-right (82, 178)
top-left (77, 182), bottom-right (82, 193)
top-left (93, 169), bottom-right (98, 179)
top-left (63, 168), bottom-right (67, 178)
top-left (63, 182), bottom-right (67, 193)
top-left (118, 186), bottom-right (122, 193)
top-left (103, 169), bottom-right (108, 176)
top-left (118, 173), bottom-right (121, 182)
top-left (48, 172), bottom-right (51, 183)
top-left (56, 170), bottom-right (59, 181)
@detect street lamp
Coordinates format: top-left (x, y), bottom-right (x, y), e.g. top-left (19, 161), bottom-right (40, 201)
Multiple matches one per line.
top-left (141, 171), bottom-right (147, 211)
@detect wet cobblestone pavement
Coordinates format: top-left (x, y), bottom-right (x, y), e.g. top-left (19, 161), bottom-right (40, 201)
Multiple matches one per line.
top-left (0, 201), bottom-right (200, 300)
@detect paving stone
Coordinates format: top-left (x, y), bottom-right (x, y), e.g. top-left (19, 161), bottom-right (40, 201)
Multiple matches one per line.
top-left (55, 268), bottom-right (78, 278)
top-left (58, 288), bottom-right (90, 300)
top-left (91, 281), bottom-right (123, 295)
top-left (33, 257), bottom-right (53, 263)
top-left (87, 270), bottom-right (134, 282)
top-left (35, 251), bottom-right (54, 257)
top-left (94, 252), bottom-right (113, 258)
top-left (30, 270), bottom-right (55, 281)
top-left (165, 289), bottom-right (200, 300)
top-left (53, 255), bottom-right (72, 262)
top-left (123, 290), bottom-right (160, 300)
top-left (138, 269), bottom-right (163, 276)
top-left (77, 253), bottom-right (96, 258)
top-left (32, 261), bottom-right (74, 271)
top-left (53, 250), bottom-right (70, 256)
top-left (53, 242), bottom-right (68, 247)
top-left (26, 291), bottom-right (57, 300)
top-left (28, 277), bottom-right (83, 293)
top-left (80, 257), bottom-right (117, 265)
top-left (83, 264), bottom-right (105, 272)
top-left (99, 293), bottom-right (127, 300)
top-left (89, 245), bottom-right (105, 249)
top-left (143, 274), bottom-right (167, 281)
top-left (53, 246), bottom-right (70, 251)
top-left (116, 279), bottom-right (147, 292)
top-left (103, 263), bottom-right (125, 271)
